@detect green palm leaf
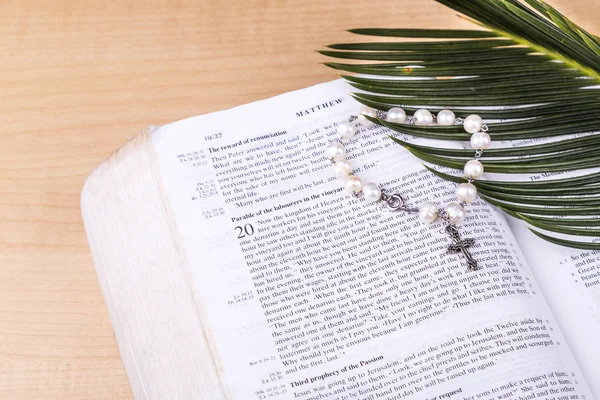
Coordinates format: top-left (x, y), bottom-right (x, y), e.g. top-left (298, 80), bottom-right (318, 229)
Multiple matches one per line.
top-left (321, 0), bottom-right (600, 249)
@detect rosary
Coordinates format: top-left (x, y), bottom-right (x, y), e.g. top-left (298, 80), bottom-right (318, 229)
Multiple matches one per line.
top-left (325, 106), bottom-right (490, 272)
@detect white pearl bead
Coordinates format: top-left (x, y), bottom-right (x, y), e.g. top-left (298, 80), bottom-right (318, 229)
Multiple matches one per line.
top-left (325, 142), bottom-right (345, 160)
top-left (344, 176), bottom-right (363, 193)
top-left (437, 109), bottom-right (456, 126)
top-left (418, 201), bottom-right (438, 224)
top-left (464, 114), bottom-right (483, 134)
top-left (362, 183), bottom-right (382, 202)
top-left (456, 183), bottom-right (478, 204)
top-left (414, 109), bottom-right (433, 125)
top-left (386, 107), bottom-right (406, 123)
top-left (464, 159), bottom-right (484, 179)
top-left (337, 121), bottom-right (356, 139)
top-left (445, 202), bottom-right (467, 225)
top-left (470, 132), bottom-right (491, 150)
top-left (332, 160), bottom-right (352, 179)
top-left (357, 106), bottom-right (377, 126)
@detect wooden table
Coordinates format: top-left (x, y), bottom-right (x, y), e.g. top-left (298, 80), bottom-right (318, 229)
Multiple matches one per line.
top-left (1, 0), bottom-right (598, 398)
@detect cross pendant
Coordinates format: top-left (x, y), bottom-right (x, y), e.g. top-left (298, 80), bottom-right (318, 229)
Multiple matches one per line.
top-left (445, 224), bottom-right (478, 271)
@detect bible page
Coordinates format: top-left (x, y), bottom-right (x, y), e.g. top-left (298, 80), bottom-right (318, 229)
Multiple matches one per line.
top-left (152, 79), bottom-right (594, 400)
top-left (505, 183), bottom-right (600, 399)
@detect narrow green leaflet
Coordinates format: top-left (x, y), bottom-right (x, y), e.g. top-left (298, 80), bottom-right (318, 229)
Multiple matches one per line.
top-left (519, 215), bottom-right (600, 237)
top-left (390, 134), bottom-right (600, 158)
top-left (346, 28), bottom-right (499, 38)
top-left (423, 164), bottom-right (600, 189)
top-left (528, 229), bottom-right (600, 250)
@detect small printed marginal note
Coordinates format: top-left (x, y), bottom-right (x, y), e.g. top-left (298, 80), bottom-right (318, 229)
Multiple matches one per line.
top-left (175, 149), bottom-right (208, 167)
top-left (253, 370), bottom-right (287, 400)
top-left (226, 290), bottom-right (255, 306)
top-left (201, 206), bottom-right (225, 220)
top-left (248, 355), bottom-right (277, 367)
top-left (191, 179), bottom-right (218, 201)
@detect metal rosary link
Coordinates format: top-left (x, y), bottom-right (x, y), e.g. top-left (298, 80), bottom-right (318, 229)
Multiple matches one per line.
top-left (379, 188), bottom-right (419, 213)
top-left (473, 124), bottom-right (488, 161)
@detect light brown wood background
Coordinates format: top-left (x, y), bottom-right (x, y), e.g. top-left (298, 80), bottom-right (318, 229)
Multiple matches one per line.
top-left (1, 0), bottom-right (598, 398)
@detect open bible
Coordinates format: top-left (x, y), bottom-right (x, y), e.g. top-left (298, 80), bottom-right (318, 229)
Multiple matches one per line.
top-left (82, 80), bottom-right (600, 400)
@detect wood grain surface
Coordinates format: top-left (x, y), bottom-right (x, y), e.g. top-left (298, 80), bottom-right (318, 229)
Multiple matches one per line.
top-left (1, 0), bottom-right (598, 398)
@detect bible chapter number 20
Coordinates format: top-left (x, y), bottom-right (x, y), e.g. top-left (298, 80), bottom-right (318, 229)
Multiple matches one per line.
top-left (235, 224), bottom-right (254, 239)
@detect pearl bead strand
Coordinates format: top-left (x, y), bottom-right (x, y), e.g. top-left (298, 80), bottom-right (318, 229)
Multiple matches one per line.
top-left (327, 107), bottom-right (490, 228)
top-left (460, 113), bottom-right (490, 208)
top-left (326, 106), bottom-right (486, 271)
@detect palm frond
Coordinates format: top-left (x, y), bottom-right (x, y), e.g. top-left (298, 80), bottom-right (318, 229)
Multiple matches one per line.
top-left (321, 0), bottom-right (600, 249)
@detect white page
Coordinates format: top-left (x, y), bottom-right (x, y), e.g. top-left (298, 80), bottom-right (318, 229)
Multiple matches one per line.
top-left (507, 200), bottom-right (600, 399)
top-left (152, 80), bottom-right (594, 399)
top-left (487, 131), bottom-right (600, 399)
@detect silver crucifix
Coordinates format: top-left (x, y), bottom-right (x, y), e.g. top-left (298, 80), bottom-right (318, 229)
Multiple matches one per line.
top-left (445, 224), bottom-right (478, 271)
